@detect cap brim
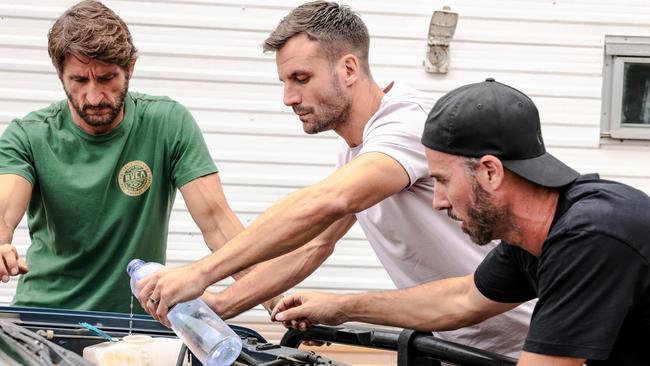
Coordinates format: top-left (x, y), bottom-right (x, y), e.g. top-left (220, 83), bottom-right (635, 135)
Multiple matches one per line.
top-left (502, 152), bottom-right (579, 188)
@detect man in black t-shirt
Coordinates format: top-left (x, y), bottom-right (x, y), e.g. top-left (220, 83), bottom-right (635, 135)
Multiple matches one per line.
top-left (270, 79), bottom-right (650, 366)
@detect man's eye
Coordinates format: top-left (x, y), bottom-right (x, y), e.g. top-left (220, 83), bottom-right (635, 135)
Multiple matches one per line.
top-left (72, 77), bottom-right (88, 83)
top-left (98, 76), bottom-right (115, 82)
top-left (296, 76), bottom-right (309, 83)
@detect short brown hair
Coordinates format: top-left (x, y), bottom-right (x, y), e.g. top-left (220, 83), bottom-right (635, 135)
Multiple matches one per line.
top-left (264, 1), bottom-right (370, 75)
top-left (48, 0), bottom-right (138, 73)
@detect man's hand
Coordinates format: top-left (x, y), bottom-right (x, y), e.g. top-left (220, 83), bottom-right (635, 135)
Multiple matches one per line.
top-left (136, 262), bottom-right (208, 327)
top-left (271, 291), bottom-right (349, 330)
top-left (0, 244), bottom-right (28, 282)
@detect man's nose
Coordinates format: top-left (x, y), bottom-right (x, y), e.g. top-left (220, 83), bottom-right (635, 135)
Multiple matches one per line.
top-left (283, 85), bottom-right (300, 106)
top-left (432, 186), bottom-right (450, 211)
top-left (86, 87), bottom-right (104, 106)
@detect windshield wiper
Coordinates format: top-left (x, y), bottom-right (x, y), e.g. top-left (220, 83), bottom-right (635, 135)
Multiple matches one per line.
top-left (0, 320), bottom-right (93, 366)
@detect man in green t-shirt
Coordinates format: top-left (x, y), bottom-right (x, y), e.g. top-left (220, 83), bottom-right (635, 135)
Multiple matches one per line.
top-left (0, 0), bottom-right (243, 314)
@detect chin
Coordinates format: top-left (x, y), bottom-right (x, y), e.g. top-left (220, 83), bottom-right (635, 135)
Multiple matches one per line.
top-left (302, 124), bottom-right (321, 135)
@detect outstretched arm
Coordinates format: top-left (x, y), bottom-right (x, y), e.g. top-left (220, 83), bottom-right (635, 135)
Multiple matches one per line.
top-left (205, 215), bottom-right (356, 320)
top-left (272, 276), bottom-right (585, 366)
top-left (0, 174), bottom-right (31, 282)
top-left (272, 274), bottom-right (520, 331)
top-left (138, 152), bottom-right (411, 321)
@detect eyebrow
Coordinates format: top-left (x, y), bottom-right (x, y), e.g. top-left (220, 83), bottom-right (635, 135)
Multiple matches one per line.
top-left (98, 72), bottom-right (118, 78)
top-left (68, 71), bottom-right (118, 79)
top-left (429, 172), bottom-right (446, 180)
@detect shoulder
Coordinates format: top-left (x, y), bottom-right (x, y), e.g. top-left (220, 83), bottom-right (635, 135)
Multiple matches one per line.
top-left (552, 175), bottom-right (650, 259)
top-left (129, 91), bottom-right (175, 105)
top-left (483, 241), bottom-right (533, 268)
top-left (381, 82), bottom-right (435, 113)
top-left (128, 92), bottom-right (198, 134)
top-left (129, 92), bottom-right (191, 121)
top-left (11, 100), bottom-right (67, 129)
top-left (562, 175), bottom-right (649, 215)
top-left (475, 242), bottom-right (537, 303)
top-left (365, 83), bottom-right (434, 135)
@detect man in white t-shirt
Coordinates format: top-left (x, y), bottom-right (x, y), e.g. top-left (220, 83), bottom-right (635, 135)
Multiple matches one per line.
top-left (136, 1), bottom-right (532, 357)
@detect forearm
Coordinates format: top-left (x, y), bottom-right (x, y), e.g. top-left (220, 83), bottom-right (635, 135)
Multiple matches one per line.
top-left (201, 208), bottom-right (244, 253)
top-left (196, 184), bottom-right (348, 288)
top-left (518, 352), bottom-right (586, 366)
top-left (0, 175), bottom-right (31, 244)
top-left (182, 173), bottom-right (251, 281)
top-left (193, 154), bottom-right (410, 292)
top-left (219, 238), bottom-right (334, 319)
top-left (189, 178), bottom-right (245, 254)
top-left (201, 210), bottom-right (251, 280)
top-left (341, 275), bottom-right (494, 331)
top-left (0, 220), bottom-right (14, 244)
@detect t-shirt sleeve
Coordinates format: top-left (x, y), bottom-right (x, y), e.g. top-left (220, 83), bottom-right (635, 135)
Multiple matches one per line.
top-left (167, 103), bottom-right (218, 188)
top-left (474, 242), bottom-right (538, 303)
top-left (523, 231), bottom-right (644, 360)
top-left (358, 103), bottom-right (429, 188)
top-left (0, 120), bottom-right (36, 184)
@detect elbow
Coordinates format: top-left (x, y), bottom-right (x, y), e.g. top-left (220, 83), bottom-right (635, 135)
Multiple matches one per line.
top-left (310, 237), bottom-right (337, 259)
top-left (306, 185), bottom-right (357, 220)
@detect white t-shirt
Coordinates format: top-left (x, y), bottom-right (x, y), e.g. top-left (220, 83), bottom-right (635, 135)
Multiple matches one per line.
top-left (336, 81), bottom-right (533, 357)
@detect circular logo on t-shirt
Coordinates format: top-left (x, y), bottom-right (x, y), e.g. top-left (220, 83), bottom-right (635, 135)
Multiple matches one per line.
top-left (118, 160), bottom-right (153, 196)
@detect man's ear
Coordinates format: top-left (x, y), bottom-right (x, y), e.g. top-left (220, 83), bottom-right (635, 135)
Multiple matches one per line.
top-left (477, 155), bottom-right (505, 192)
top-left (341, 54), bottom-right (359, 86)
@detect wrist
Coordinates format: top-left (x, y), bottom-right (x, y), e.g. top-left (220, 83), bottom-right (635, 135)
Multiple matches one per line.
top-left (194, 258), bottom-right (215, 291)
top-left (337, 294), bottom-right (356, 323)
top-left (203, 291), bottom-right (233, 319)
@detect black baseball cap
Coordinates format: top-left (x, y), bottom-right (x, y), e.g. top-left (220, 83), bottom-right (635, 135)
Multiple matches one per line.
top-left (422, 78), bottom-right (579, 188)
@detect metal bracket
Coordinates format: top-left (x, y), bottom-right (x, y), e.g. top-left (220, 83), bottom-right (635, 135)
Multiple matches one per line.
top-left (423, 6), bottom-right (458, 74)
top-left (397, 329), bottom-right (441, 366)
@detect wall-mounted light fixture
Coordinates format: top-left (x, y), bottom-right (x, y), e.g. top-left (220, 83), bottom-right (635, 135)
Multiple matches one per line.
top-left (423, 6), bottom-right (458, 74)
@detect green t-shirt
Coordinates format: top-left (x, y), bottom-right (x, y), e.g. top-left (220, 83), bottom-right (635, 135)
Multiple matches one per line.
top-left (0, 92), bottom-right (217, 313)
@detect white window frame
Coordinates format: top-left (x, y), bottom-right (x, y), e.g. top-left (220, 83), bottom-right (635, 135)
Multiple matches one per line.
top-left (601, 35), bottom-right (650, 141)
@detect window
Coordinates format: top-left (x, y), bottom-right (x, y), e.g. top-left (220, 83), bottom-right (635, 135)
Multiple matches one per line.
top-left (601, 35), bottom-right (650, 140)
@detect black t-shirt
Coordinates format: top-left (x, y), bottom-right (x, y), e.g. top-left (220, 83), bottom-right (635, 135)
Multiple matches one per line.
top-left (474, 174), bottom-right (650, 365)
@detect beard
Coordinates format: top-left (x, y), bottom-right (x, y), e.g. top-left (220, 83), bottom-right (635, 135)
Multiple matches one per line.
top-left (65, 80), bottom-right (129, 127)
top-left (462, 178), bottom-right (511, 246)
top-left (293, 76), bottom-right (351, 134)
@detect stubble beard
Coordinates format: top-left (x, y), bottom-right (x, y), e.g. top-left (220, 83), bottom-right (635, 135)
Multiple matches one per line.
top-left (297, 77), bottom-right (351, 135)
top-left (65, 80), bottom-right (129, 127)
top-left (464, 179), bottom-right (511, 246)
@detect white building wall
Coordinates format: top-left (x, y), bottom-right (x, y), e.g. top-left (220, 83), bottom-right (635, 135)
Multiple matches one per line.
top-left (1, 0), bottom-right (650, 354)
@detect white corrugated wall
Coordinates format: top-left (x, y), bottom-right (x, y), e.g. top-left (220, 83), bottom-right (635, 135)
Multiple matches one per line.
top-left (2, 0), bottom-right (650, 363)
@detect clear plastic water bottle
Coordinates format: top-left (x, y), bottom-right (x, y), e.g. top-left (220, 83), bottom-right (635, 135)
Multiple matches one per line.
top-left (127, 259), bottom-right (242, 366)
